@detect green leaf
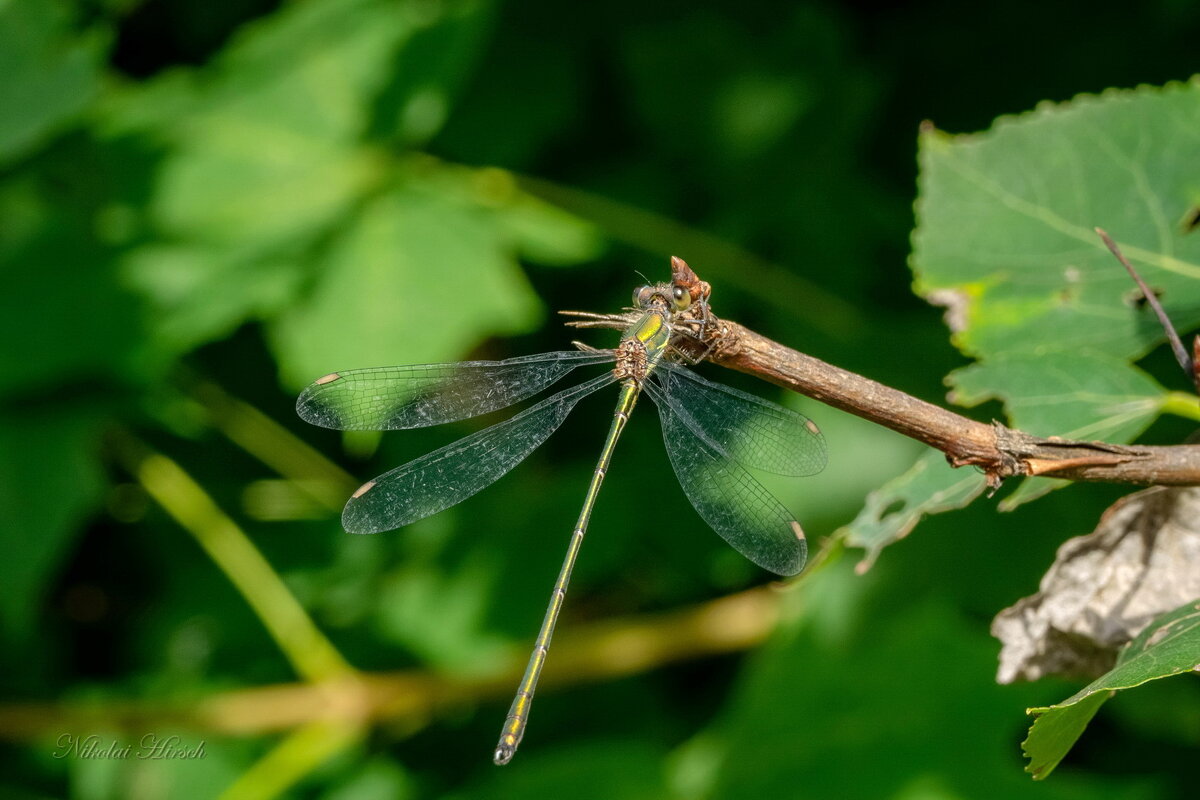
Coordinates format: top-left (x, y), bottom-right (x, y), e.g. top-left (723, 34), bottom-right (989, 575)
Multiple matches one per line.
top-left (0, 0), bottom-right (104, 165)
top-left (490, 185), bottom-right (605, 266)
top-left (64, 731), bottom-right (244, 799)
top-left (119, 244), bottom-right (303, 359)
top-left (1023, 599), bottom-right (1200, 779)
top-left (106, 0), bottom-right (418, 247)
top-left (915, 79), bottom-right (1200, 362)
top-left (840, 450), bottom-right (987, 571)
top-left (1022, 691), bottom-right (1112, 781)
top-left (269, 179), bottom-right (542, 387)
top-left (323, 758), bottom-right (414, 800)
top-left (94, 0), bottom-right (512, 363)
top-left (710, 588), bottom-right (1127, 799)
top-left (372, 549), bottom-right (510, 673)
top-left (950, 352), bottom-right (1165, 442)
top-left (0, 209), bottom-right (143, 397)
top-left (867, 80), bottom-right (1200, 560)
top-left (0, 410), bottom-right (105, 637)
top-left (950, 351), bottom-right (1166, 509)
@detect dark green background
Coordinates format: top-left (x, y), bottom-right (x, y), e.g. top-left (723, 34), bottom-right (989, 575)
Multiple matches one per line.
top-left (2, 1), bottom-right (1198, 797)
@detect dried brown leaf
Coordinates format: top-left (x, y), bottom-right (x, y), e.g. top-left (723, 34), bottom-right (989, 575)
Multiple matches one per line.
top-left (992, 486), bottom-right (1200, 683)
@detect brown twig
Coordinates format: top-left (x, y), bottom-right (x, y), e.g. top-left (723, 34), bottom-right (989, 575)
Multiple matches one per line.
top-left (1095, 227), bottom-right (1198, 393)
top-left (0, 585), bottom-right (784, 740)
top-left (563, 258), bottom-right (1200, 489)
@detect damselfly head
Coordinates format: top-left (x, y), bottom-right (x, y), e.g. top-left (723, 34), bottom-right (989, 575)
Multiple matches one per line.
top-left (632, 283), bottom-right (674, 310)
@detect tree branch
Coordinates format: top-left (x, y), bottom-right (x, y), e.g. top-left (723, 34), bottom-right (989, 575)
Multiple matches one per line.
top-left (564, 258), bottom-right (1200, 489)
top-left (0, 585), bottom-right (784, 740)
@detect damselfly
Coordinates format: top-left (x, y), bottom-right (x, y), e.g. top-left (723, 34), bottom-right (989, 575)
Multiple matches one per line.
top-left (296, 262), bottom-right (827, 764)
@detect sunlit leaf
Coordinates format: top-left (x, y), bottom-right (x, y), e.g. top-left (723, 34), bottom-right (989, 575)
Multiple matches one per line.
top-left (269, 180), bottom-right (542, 387)
top-left (915, 80), bottom-right (1200, 362)
top-left (866, 81), bottom-right (1200, 558)
top-left (491, 188), bottom-right (605, 266)
top-left (95, 0), bottom-right (515, 363)
top-left (107, 0), bottom-right (421, 246)
top-left (949, 352), bottom-right (1165, 442)
top-left (119, 243), bottom-right (302, 358)
top-left (411, 163), bottom-right (604, 266)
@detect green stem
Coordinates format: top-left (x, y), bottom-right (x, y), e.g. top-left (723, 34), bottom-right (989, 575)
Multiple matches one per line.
top-left (0, 544), bottom-right (846, 740)
top-left (1161, 391), bottom-right (1200, 422)
top-left (219, 720), bottom-right (363, 800)
top-left (108, 430), bottom-right (356, 683)
top-left (186, 376), bottom-right (359, 511)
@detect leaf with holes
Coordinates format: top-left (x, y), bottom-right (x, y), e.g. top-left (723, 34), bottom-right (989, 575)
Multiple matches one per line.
top-left (857, 80), bottom-right (1200, 562)
top-left (840, 451), bottom-right (987, 572)
top-left (915, 80), bottom-right (1200, 363)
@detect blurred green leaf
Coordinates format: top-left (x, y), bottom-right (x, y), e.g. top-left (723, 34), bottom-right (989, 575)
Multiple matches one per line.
top-left (455, 741), bottom-right (668, 800)
top-left (0, 209), bottom-right (143, 397)
top-left (373, 548), bottom-right (509, 673)
top-left (119, 243), bottom-right (302, 357)
top-left (104, 0), bottom-right (421, 246)
top-left (406, 162), bottom-right (604, 265)
top-left (93, 0), bottom-right (575, 373)
top-left (0, 0), bottom-right (105, 165)
top-left (841, 451), bottom-right (987, 571)
top-left (1023, 599), bottom-right (1200, 780)
top-left (93, 0), bottom-right (430, 367)
top-left (270, 178), bottom-right (542, 386)
top-left (709, 582), bottom-right (1144, 799)
top-left (0, 410), bottom-right (104, 636)
top-left (64, 732), bottom-right (244, 800)
top-left (489, 184), bottom-right (604, 266)
top-left (322, 758), bottom-right (415, 800)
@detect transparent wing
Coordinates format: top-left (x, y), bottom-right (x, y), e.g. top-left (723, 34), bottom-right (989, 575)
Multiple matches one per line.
top-left (297, 350), bottom-right (614, 431)
top-left (645, 381), bottom-right (807, 576)
top-left (343, 373), bottom-right (616, 534)
top-left (653, 362), bottom-right (827, 477)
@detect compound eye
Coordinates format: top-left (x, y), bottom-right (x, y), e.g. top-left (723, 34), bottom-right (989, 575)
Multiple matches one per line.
top-left (672, 285), bottom-right (692, 310)
top-left (633, 285), bottom-right (654, 306)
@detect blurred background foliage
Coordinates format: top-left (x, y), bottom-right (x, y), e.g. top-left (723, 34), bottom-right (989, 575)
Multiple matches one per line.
top-left (1, 0), bottom-right (1199, 798)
